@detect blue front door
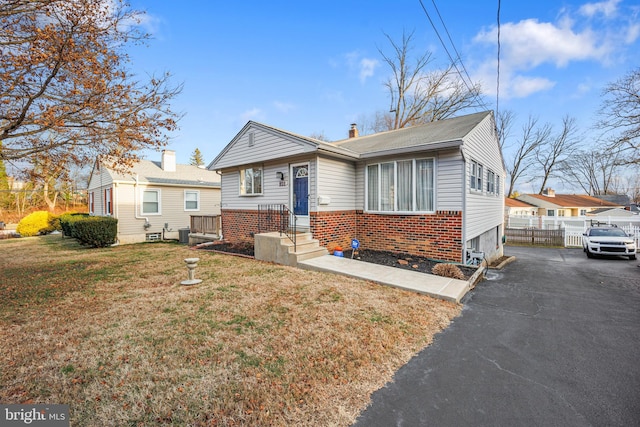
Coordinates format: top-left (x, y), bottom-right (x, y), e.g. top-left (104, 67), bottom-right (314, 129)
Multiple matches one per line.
top-left (293, 165), bottom-right (308, 216)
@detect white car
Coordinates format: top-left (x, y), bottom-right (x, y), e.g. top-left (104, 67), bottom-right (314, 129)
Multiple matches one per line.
top-left (582, 225), bottom-right (637, 260)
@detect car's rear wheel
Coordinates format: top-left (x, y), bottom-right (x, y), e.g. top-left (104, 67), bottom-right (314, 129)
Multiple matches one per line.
top-left (586, 248), bottom-right (594, 258)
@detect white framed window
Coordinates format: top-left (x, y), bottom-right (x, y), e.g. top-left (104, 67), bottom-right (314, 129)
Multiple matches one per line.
top-left (558, 209), bottom-right (565, 217)
top-left (142, 189), bottom-right (161, 215)
top-left (366, 158), bottom-right (434, 213)
top-left (184, 190), bottom-right (200, 211)
top-left (580, 209), bottom-right (587, 216)
top-left (104, 187), bottom-right (113, 215)
top-left (89, 192), bottom-right (95, 214)
top-left (547, 209), bottom-right (555, 217)
top-left (240, 167), bottom-right (262, 195)
top-left (470, 160), bottom-right (483, 191)
top-left (487, 170), bottom-right (496, 194)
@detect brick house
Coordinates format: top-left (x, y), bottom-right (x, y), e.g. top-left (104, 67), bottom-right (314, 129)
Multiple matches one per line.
top-left (209, 111), bottom-right (505, 264)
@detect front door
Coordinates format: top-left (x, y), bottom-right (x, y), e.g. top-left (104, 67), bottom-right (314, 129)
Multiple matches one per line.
top-left (291, 164), bottom-right (309, 229)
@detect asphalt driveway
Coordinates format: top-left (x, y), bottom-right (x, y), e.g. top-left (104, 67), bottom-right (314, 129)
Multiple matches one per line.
top-left (353, 246), bottom-right (640, 427)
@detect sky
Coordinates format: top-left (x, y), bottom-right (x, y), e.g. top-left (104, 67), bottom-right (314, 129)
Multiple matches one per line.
top-left (127, 0), bottom-right (639, 192)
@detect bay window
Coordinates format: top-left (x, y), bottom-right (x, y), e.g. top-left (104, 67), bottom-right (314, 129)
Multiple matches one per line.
top-left (366, 158), bottom-right (434, 212)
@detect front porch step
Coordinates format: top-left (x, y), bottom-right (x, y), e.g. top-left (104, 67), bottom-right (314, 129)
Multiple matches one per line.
top-left (254, 232), bottom-right (328, 267)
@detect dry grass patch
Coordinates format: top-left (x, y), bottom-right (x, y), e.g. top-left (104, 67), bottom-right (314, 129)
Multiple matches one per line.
top-left (0, 236), bottom-right (460, 426)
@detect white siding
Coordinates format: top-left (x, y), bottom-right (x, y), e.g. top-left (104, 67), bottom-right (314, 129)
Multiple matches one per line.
top-left (220, 158), bottom-right (316, 211)
top-left (114, 183), bottom-right (220, 244)
top-left (213, 125), bottom-right (316, 170)
top-left (436, 149), bottom-right (464, 211)
top-left (463, 114), bottom-right (505, 240)
top-left (316, 156), bottom-right (356, 211)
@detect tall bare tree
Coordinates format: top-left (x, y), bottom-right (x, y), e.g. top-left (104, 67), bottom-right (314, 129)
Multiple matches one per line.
top-left (559, 147), bottom-right (625, 195)
top-left (503, 115), bottom-right (551, 197)
top-left (0, 0), bottom-right (182, 172)
top-left (378, 30), bottom-right (483, 130)
top-left (534, 115), bottom-right (580, 194)
top-left (496, 109), bottom-right (516, 151)
top-left (598, 67), bottom-right (640, 165)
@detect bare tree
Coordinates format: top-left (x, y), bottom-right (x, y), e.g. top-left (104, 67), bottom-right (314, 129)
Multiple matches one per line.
top-left (503, 115), bottom-right (551, 197)
top-left (559, 147), bottom-right (625, 195)
top-left (378, 30), bottom-right (483, 130)
top-left (597, 67), bottom-right (640, 165)
top-left (496, 109), bottom-right (516, 151)
top-left (534, 115), bottom-right (580, 194)
top-left (0, 0), bottom-right (182, 172)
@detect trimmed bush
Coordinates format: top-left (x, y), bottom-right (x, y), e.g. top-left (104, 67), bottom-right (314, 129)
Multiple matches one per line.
top-left (16, 211), bottom-right (57, 237)
top-left (59, 212), bottom-right (90, 238)
top-left (73, 216), bottom-right (118, 247)
top-left (432, 263), bottom-right (466, 280)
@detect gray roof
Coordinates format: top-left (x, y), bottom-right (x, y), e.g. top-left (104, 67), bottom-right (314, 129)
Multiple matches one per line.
top-left (332, 111), bottom-right (492, 155)
top-left (108, 160), bottom-right (220, 187)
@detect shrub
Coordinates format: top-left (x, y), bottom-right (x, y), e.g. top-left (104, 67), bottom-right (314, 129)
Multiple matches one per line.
top-left (73, 216), bottom-right (118, 247)
top-left (431, 263), bottom-right (466, 280)
top-left (16, 211), bottom-right (57, 237)
top-left (59, 212), bottom-right (90, 238)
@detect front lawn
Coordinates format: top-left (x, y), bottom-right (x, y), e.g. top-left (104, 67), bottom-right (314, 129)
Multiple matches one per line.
top-left (0, 236), bottom-right (460, 426)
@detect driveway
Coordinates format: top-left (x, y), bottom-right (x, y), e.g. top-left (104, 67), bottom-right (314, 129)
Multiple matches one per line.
top-left (353, 246), bottom-right (640, 426)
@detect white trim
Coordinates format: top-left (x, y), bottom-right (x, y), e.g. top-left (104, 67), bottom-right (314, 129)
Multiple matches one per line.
top-left (184, 189), bottom-right (200, 212)
top-left (141, 188), bottom-right (162, 215)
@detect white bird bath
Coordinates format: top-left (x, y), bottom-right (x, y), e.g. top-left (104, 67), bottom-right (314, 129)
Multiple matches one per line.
top-left (181, 257), bottom-right (202, 285)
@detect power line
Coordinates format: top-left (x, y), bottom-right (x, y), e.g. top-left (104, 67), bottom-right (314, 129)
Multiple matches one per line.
top-left (417, 0), bottom-right (491, 112)
top-left (496, 0), bottom-right (501, 117)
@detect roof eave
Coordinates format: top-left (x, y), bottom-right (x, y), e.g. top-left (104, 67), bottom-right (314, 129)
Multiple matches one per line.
top-left (358, 139), bottom-right (463, 159)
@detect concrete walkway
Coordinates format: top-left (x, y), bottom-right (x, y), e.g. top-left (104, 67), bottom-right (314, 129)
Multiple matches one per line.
top-left (298, 254), bottom-right (480, 303)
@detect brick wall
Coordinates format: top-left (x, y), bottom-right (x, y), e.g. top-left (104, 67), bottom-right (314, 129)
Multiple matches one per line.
top-left (310, 210), bottom-right (357, 251)
top-left (224, 208), bottom-right (464, 262)
top-left (355, 211), bottom-right (463, 262)
top-left (221, 209), bottom-right (259, 243)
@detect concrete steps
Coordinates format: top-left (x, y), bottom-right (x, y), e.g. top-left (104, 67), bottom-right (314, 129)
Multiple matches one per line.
top-left (254, 232), bottom-right (328, 267)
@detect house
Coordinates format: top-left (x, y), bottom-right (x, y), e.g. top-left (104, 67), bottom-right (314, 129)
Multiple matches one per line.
top-left (504, 197), bottom-right (537, 216)
top-left (88, 150), bottom-right (221, 244)
top-left (516, 189), bottom-right (622, 217)
top-left (209, 111), bottom-right (505, 264)
top-left (586, 207), bottom-right (637, 217)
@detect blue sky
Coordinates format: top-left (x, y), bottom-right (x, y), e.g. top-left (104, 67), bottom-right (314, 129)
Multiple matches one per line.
top-left (128, 0), bottom-right (639, 190)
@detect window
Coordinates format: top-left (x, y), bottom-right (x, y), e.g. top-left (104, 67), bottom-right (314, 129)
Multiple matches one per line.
top-left (104, 187), bottom-right (113, 215)
top-left (547, 209), bottom-right (555, 217)
top-left (580, 209), bottom-right (587, 216)
top-left (470, 160), bottom-right (483, 191)
top-left (184, 190), bottom-right (199, 211)
top-left (89, 192), bottom-right (95, 214)
top-left (558, 209), bottom-right (565, 217)
top-left (240, 167), bottom-right (262, 195)
top-left (142, 189), bottom-right (160, 215)
top-left (366, 158), bottom-right (434, 212)
top-left (487, 170), bottom-right (496, 194)
top-left (496, 174), bottom-right (501, 196)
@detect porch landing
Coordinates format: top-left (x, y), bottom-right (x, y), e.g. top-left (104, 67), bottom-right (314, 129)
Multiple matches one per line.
top-left (298, 255), bottom-right (477, 303)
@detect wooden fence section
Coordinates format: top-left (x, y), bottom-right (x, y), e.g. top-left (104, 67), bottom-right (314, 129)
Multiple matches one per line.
top-left (190, 215), bottom-right (221, 235)
top-left (505, 228), bottom-right (564, 246)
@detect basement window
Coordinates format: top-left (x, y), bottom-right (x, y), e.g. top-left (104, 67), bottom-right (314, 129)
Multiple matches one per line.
top-left (146, 233), bottom-right (161, 241)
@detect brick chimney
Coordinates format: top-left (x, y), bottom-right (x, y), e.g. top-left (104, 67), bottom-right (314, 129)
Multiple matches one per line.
top-left (161, 149), bottom-right (176, 172)
top-left (542, 188), bottom-right (555, 197)
top-left (348, 123), bottom-right (359, 138)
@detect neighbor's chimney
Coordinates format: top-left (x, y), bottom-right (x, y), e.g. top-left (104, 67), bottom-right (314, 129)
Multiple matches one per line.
top-left (161, 149), bottom-right (176, 172)
top-left (349, 123), bottom-right (359, 138)
top-left (543, 188), bottom-right (555, 197)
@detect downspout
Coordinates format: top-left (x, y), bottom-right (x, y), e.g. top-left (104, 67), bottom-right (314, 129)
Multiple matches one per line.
top-left (112, 182), bottom-right (120, 245)
top-left (460, 146), bottom-right (468, 264)
top-left (133, 174), bottom-right (151, 230)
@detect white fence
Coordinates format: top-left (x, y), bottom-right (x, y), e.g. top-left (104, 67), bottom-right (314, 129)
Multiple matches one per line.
top-left (506, 215), bottom-right (640, 249)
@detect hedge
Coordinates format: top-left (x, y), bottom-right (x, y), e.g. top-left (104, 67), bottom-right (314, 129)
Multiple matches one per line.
top-left (17, 211), bottom-right (59, 237)
top-left (72, 216), bottom-right (118, 247)
top-left (59, 212), bottom-right (90, 238)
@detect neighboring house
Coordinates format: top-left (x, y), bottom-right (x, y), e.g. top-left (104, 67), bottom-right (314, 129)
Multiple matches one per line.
top-left (504, 197), bottom-right (537, 216)
top-left (586, 207), bottom-right (637, 217)
top-left (88, 150), bottom-right (221, 244)
top-left (209, 111), bottom-right (505, 264)
top-left (516, 189), bottom-right (622, 217)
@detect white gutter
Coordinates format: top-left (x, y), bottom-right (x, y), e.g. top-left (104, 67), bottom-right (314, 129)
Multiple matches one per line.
top-left (460, 146), bottom-right (468, 263)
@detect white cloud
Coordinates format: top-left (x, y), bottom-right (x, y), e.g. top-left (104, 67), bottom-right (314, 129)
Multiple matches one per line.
top-left (579, 0), bottom-right (621, 18)
top-left (239, 108), bottom-right (264, 123)
top-left (343, 51), bottom-right (379, 83)
top-left (358, 58), bottom-right (379, 83)
top-left (273, 101), bottom-right (295, 113)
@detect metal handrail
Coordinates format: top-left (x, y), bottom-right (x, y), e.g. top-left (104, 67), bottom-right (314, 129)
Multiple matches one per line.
top-left (258, 204), bottom-right (297, 251)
